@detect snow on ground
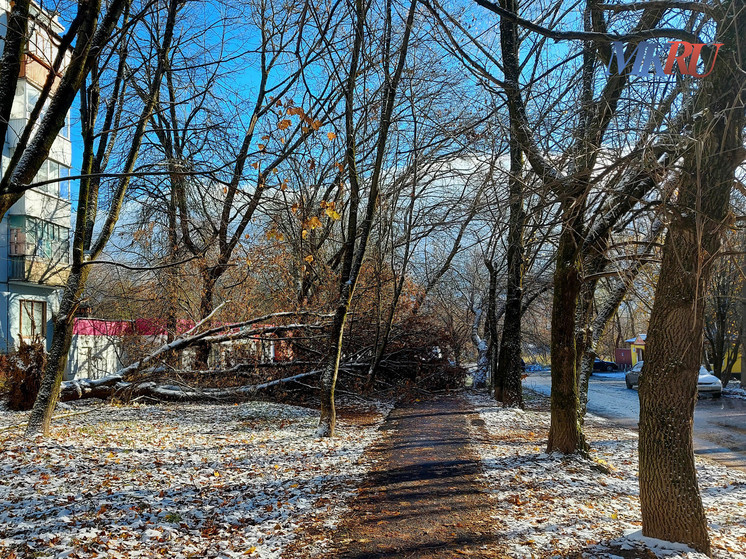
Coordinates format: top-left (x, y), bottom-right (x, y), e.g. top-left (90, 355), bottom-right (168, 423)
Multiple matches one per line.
top-left (0, 399), bottom-right (391, 559)
top-left (724, 385), bottom-right (746, 401)
top-left (468, 391), bottom-right (746, 559)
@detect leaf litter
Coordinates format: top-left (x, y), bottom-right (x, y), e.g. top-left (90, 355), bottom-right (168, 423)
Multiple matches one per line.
top-left (467, 391), bottom-right (746, 559)
top-left (0, 399), bottom-right (391, 559)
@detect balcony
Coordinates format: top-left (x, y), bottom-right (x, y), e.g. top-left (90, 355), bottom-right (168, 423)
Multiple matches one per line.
top-left (6, 119), bottom-right (71, 167)
top-left (8, 255), bottom-right (69, 287)
top-left (20, 53), bottom-right (60, 92)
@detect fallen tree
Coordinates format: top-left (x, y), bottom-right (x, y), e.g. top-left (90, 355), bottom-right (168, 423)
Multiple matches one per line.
top-left (59, 370), bottom-right (322, 403)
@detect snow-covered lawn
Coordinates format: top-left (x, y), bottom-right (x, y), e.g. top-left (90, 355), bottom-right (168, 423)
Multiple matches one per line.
top-left (0, 399), bottom-right (391, 559)
top-left (468, 391), bottom-right (746, 559)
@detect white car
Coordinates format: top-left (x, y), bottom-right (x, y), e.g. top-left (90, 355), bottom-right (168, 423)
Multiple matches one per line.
top-left (625, 361), bottom-right (722, 397)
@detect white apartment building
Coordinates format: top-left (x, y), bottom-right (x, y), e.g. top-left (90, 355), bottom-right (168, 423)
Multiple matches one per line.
top-left (0, 0), bottom-right (72, 352)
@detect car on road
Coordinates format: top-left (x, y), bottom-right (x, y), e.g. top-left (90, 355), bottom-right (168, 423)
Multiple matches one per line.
top-left (593, 358), bottom-right (618, 372)
top-left (625, 361), bottom-right (722, 397)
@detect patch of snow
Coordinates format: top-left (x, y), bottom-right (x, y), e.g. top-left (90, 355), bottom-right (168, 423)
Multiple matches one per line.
top-left (723, 385), bottom-right (746, 401)
top-left (467, 391), bottom-right (746, 558)
top-left (593, 372), bottom-right (627, 379)
top-left (0, 399), bottom-right (392, 558)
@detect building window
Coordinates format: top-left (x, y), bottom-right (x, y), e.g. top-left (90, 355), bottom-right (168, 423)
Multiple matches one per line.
top-left (8, 215), bottom-right (70, 263)
top-left (20, 300), bottom-right (47, 341)
top-left (32, 159), bottom-right (70, 198)
top-left (26, 84), bottom-right (40, 119)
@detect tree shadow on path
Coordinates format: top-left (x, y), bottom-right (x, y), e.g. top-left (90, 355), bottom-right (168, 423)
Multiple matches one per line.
top-left (287, 394), bottom-right (503, 558)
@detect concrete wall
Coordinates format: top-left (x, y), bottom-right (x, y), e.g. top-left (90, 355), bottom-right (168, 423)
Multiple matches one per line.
top-left (65, 334), bottom-right (127, 381)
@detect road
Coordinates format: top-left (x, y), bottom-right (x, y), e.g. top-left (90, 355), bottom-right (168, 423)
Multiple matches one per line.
top-left (525, 369), bottom-right (746, 471)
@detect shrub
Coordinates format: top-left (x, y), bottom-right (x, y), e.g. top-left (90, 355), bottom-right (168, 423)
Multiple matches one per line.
top-left (0, 341), bottom-right (46, 411)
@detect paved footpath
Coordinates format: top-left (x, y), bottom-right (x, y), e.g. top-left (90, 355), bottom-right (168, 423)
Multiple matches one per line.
top-left (289, 395), bottom-right (501, 558)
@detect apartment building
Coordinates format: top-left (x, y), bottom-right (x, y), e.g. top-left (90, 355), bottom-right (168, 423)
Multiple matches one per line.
top-left (0, 0), bottom-right (72, 352)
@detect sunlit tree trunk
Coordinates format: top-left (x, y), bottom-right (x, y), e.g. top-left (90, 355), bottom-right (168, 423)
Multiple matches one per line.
top-left (26, 0), bottom-right (178, 437)
top-left (547, 198), bottom-right (587, 453)
top-left (639, 3), bottom-right (746, 550)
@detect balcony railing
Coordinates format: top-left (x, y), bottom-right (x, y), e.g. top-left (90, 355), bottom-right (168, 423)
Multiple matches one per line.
top-left (8, 255), bottom-right (69, 286)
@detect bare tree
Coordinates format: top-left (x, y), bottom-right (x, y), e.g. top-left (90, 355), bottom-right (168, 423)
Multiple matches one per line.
top-left (26, 0), bottom-right (180, 436)
top-left (638, 0), bottom-right (746, 551)
top-left (0, 0), bottom-right (131, 218)
top-left (316, 0), bottom-right (418, 437)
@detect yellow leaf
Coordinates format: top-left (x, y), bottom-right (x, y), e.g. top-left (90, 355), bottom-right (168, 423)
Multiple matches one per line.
top-left (327, 131), bottom-right (337, 141)
top-left (325, 208), bottom-right (341, 220)
top-left (301, 229), bottom-right (309, 239)
top-left (214, 471), bottom-right (220, 477)
top-left (307, 216), bottom-right (322, 229)
top-left (304, 255), bottom-right (314, 263)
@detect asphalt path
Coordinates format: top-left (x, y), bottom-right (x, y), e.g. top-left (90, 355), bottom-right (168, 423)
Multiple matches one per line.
top-left (525, 369), bottom-right (746, 472)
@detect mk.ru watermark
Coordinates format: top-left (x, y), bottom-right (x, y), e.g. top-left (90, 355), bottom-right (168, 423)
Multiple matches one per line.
top-left (606, 41), bottom-right (723, 78)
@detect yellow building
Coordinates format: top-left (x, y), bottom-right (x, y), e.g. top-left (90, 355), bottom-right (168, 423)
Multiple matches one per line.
top-left (625, 333), bottom-right (743, 374)
top-left (625, 334), bottom-right (647, 366)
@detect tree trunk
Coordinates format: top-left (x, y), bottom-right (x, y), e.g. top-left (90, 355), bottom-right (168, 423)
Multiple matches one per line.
top-left (25, 266), bottom-right (90, 436)
top-left (741, 265), bottom-right (746, 390)
top-left (547, 199), bottom-right (587, 454)
top-left (24, 0), bottom-right (178, 438)
top-left (316, 0), bottom-right (417, 437)
top-left (471, 307), bottom-right (489, 387)
top-left (638, 222), bottom-right (713, 553)
top-left (494, 133), bottom-right (525, 408)
top-left (485, 259), bottom-right (501, 397)
top-left (194, 267), bottom-right (218, 368)
top-left (316, 306), bottom-right (348, 437)
top-left (639, 5), bottom-right (746, 551)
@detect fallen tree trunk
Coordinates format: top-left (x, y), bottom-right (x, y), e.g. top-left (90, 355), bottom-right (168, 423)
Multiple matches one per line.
top-left (59, 370), bottom-right (321, 403)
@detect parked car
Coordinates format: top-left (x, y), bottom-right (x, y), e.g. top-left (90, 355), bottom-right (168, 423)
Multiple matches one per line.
top-left (593, 358), bottom-right (618, 372)
top-left (625, 361), bottom-right (722, 397)
top-left (625, 361), bottom-right (644, 388)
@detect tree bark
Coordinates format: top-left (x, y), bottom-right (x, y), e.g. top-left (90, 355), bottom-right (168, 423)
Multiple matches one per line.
top-left (547, 198), bottom-right (587, 454)
top-left (25, 267), bottom-right (90, 435)
top-left (494, 118), bottom-right (525, 408)
top-left (485, 259), bottom-right (500, 396)
top-left (193, 266), bottom-right (219, 368)
top-left (639, 3), bottom-right (746, 551)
